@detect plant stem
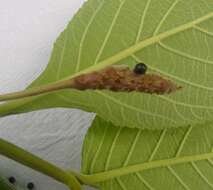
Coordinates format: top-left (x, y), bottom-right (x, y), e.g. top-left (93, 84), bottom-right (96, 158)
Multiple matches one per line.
top-left (0, 138), bottom-right (82, 190)
top-left (0, 80), bottom-right (74, 102)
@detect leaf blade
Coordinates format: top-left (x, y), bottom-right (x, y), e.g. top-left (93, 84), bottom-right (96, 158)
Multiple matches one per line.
top-left (1, 0), bottom-right (213, 129)
top-left (81, 116), bottom-right (213, 189)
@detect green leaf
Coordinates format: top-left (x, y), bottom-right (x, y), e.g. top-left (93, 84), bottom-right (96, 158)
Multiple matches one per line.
top-left (81, 116), bottom-right (213, 190)
top-left (0, 176), bottom-right (24, 190)
top-left (1, 0), bottom-right (213, 129)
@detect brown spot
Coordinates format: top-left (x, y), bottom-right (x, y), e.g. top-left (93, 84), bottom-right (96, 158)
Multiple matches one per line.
top-left (72, 66), bottom-right (182, 95)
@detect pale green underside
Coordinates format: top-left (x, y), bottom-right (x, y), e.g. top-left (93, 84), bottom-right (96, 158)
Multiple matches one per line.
top-left (1, 0), bottom-right (213, 129)
top-left (82, 116), bottom-right (213, 190)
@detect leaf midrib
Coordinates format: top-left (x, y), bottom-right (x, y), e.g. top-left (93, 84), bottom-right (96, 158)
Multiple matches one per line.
top-left (78, 151), bottom-right (213, 185)
top-left (62, 11), bottom-right (213, 81)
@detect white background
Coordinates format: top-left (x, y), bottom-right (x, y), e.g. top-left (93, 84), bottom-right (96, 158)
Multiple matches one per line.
top-left (0, 1), bottom-right (95, 189)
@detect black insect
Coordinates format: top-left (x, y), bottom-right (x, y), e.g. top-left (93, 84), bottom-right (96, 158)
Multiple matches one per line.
top-left (8, 176), bottom-right (16, 184)
top-left (27, 182), bottom-right (35, 190)
top-left (134, 63), bottom-right (147, 75)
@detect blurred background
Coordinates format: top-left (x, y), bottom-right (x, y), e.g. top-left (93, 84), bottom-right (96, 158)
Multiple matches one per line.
top-left (0, 0), bottom-right (95, 189)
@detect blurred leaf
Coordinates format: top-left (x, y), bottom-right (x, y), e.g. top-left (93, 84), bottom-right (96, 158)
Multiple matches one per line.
top-left (0, 176), bottom-right (24, 190)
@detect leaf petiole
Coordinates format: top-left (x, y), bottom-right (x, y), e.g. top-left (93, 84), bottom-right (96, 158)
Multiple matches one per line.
top-left (0, 80), bottom-right (74, 102)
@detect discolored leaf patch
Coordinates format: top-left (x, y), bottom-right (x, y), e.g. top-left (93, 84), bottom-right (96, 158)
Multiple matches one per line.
top-left (73, 66), bottom-right (181, 94)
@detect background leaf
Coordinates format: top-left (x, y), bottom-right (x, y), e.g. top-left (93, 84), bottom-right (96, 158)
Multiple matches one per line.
top-left (1, 0), bottom-right (213, 129)
top-left (82, 116), bottom-right (213, 190)
top-left (0, 176), bottom-right (24, 190)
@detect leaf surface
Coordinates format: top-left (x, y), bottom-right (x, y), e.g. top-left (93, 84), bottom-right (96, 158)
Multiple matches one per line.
top-left (81, 116), bottom-right (213, 190)
top-left (1, 0), bottom-right (213, 129)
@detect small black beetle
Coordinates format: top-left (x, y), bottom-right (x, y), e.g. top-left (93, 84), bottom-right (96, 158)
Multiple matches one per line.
top-left (134, 63), bottom-right (147, 75)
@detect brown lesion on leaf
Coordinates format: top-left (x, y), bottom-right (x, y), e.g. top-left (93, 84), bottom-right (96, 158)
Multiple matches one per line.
top-left (0, 65), bottom-right (182, 102)
top-left (72, 66), bottom-right (182, 95)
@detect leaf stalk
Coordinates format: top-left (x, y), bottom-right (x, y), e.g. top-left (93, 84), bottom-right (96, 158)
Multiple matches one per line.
top-left (0, 80), bottom-right (74, 102)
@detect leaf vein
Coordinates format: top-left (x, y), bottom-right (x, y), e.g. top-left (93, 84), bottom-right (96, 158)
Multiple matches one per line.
top-left (135, 173), bottom-right (155, 190)
top-left (194, 25), bottom-right (213, 37)
top-left (56, 30), bottom-right (69, 79)
top-left (176, 126), bottom-right (193, 157)
top-left (90, 126), bottom-right (108, 173)
top-left (208, 159), bottom-right (213, 166)
top-left (190, 108), bottom-right (203, 120)
top-left (105, 128), bottom-right (123, 171)
top-left (172, 103), bottom-right (193, 122)
top-left (159, 41), bottom-right (213, 65)
top-left (149, 129), bottom-right (167, 161)
top-left (191, 162), bottom-right (213, 188)
top-left (75, 0), bottom-right (104, 72)
top-left (153, 0), bottom-right (181, 35)
top-left (167, 166), bottom-right (190, 190)
top-left (158, 95), bottom-right (213, 111)
top-left (116, 178), bottom-right (127, 190)
top-left (123, 129), bottom-right (142, 166)
top-left (94, 0), bottom-right (126, 65)
top-left (97, 91), bottom-right (178, 124)
top-left (135, 0), bottom-right (152, 42)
